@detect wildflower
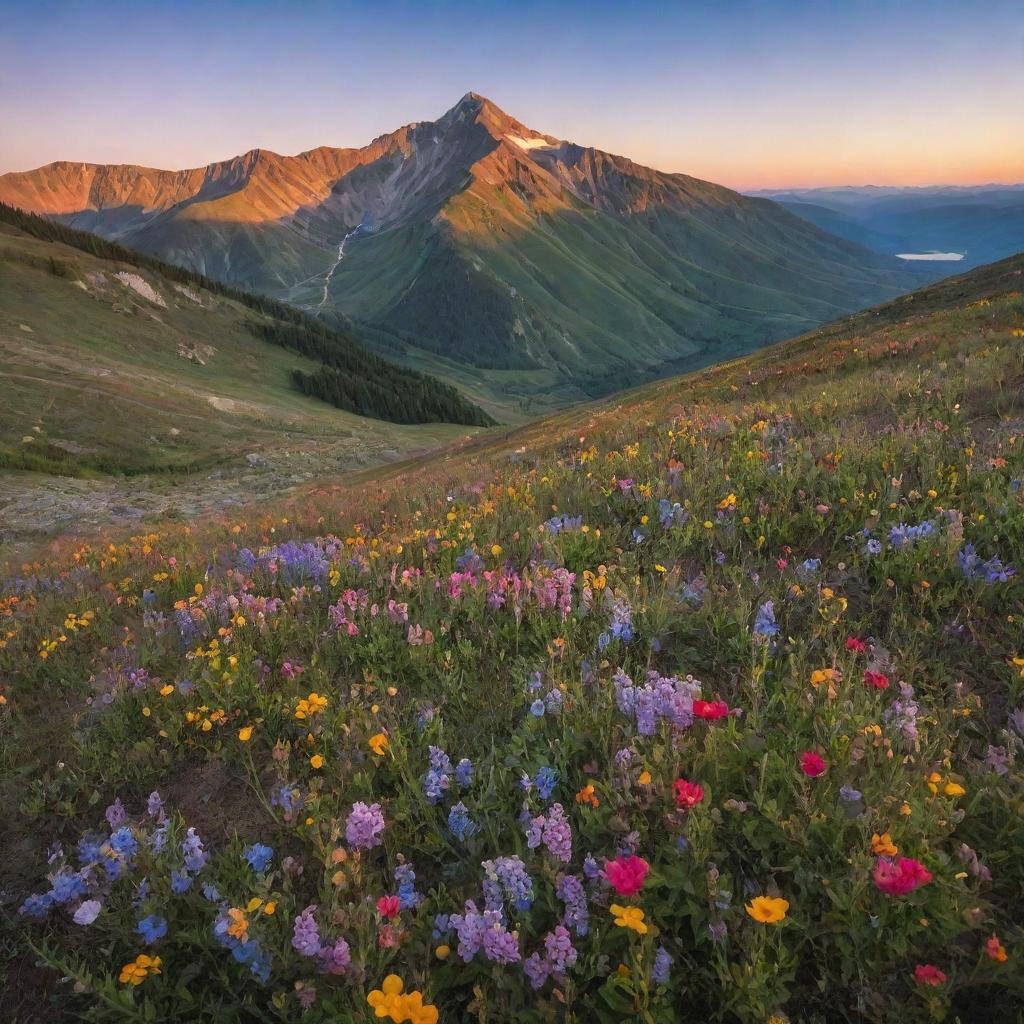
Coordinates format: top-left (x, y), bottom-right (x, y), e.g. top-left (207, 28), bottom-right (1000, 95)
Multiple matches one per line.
top-left (377, 895), bottom-right (401, 918)
top-left (368, 732), bottom-right (389, 755)
top-left (864, 670), bottom-right (889, 690)
top-left (73, 900), bottom-right (101, 925)
top-left (944, 781), bottom-right (966, 797)
top-left (181, 828), bottom-right (207, 873)
top-left (810, 668), bottom-right (840, 689)
top-left (448, 801), bottom-right (479, 842)
top-left (525, 803), bottom-right (572, 862)
top-left (610, 904), bottom-right (648, 934)
top-left (238, 725), bottom-right (253, 742)
top-left (450, 901), bottom-right (521, 963)
top-left (914, 964), bottom-right (947, 986)
top-left (423, 746), bottom-right (453, 803)
top-left (884, 682), bottom-right (920, 743)
top-left (534, 765), bottom-right (559, 800)
top-left (986, 936), bottom-right (1008, 962)
top-left (605, 855), bottom-right (649, 896)
top-left (294, 692), bottom-right (327, 719)
top-left (226, 907), bottom-right (249, 941)
top-left (754, 601), bottom-right (779, 638)
top-left (873, 856), bottom-right (932, 896)
top-left (693, 699), bottom-right (729, 719)
top-left (651, 945), bottom-right (673, 985)
top-left (435, 944), bottom-right (450, 959)
top-left (674, 778), bottom-right (704, 809)
top-left (136, 914), bottom-right (167, 944)
top-left (105, 798), bottom-right (126, 829)
top-left (170, 869), bottom-right (193, 894)
top-left (309, 754), bottom-right (324, 769)
top-left (745, 896), bottom-right (789, 924)
top-left (145, 791), bottom-right (165, 820)
top-left (482, 855), bottom-right (534, 911)
top-left (292, 905), bottom-right (322, 956)
top-left (244, 843), bottom-right (274, 873)
top-left (345, 802), bottom-right (385, 850)
top-left (119, 954), bottom-right (161, 986)
top-left (800, 752), bottom-right (827, 777)
top-left (556, 874), bottom-right (589, 936)
top-left (845, 637), bottom-right (866, 652)
top-left (455, 758), bottom-right (474, 788)
top-left (575, 783), bottom-right (599, 808)
top-left (530, 699), bottom-right (546, 717)
top-left (638, 770), bottom-right (652, 785)
top-left (871, 833), bottom-right (899, 857)
top-left (394, 863), bottom-right (422, 909)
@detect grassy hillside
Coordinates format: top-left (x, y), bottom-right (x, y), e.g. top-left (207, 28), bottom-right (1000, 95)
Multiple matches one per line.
top-left (1, 254), bottom-right (1023, 1022)
top-left (0, 215), bottom-right (490, 550)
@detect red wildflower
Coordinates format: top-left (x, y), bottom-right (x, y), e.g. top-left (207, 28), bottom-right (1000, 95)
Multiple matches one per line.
top-left (864, 670), bottom-right (890, 690)
top-left (845, 637), bottom-right (866, 652)
top-left (914, 964), bottom-right (947, 986)
top-left (986, 936), bottom-right (1008, 962)
top-left (873, 856), bottom-right (932, 896)
top-left (693, 699), bottom-right (729, 720)
top-left (800, 752), bottom-right (827, 777)
top-left (604, 855), bottom-right (650, 896)
top-left (376, 895), bottom-right (401, 918)
top-left (673, 778), bottom-right (705, 809)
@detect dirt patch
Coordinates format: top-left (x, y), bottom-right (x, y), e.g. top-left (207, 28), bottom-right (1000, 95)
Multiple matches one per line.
top-left (161, 759), bottom-right (269, 844)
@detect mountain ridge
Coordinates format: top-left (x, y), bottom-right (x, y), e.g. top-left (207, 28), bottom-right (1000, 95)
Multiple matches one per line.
top-left (0, 93), bottom-right (927, 413)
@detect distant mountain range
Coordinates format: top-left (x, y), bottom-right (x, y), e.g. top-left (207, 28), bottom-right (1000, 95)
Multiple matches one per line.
top-left (0, 93), bottom-right (926, 413)
top-left (750, 184), bottom-right (1024, 270)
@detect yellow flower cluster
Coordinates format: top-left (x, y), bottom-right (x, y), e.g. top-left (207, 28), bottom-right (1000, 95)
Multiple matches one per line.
top-left (119, 954), bottom-right (161, 985)
top-left (927, 772), bottom-right (965, 797)
top-left (295, 692), bottom-right (328, 719)
top-left (367, 975), bottom-right (439, 1023)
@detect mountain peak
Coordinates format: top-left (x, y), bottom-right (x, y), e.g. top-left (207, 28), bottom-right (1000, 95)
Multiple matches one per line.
top-left (439, 91), bottom-right (520, 136)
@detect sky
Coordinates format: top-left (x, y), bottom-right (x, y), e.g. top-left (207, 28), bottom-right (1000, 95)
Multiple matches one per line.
top-left (2, 0), bottom-right (1022, 190)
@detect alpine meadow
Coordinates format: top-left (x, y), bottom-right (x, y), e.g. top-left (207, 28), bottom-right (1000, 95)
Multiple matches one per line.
top-left (2, 3), bottom-right (1023, 1023)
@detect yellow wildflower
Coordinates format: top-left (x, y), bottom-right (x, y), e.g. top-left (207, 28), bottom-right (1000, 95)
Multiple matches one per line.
top-left (119, 954), bottom-right (161, 986)
top-left (610, 904), bottom-right (648, 934)
top-left (745, 896), bottom-right (789, 924)
top-left (871, 832), bottom-right (899, 856)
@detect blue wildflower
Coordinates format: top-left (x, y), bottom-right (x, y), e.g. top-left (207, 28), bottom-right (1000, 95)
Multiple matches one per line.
top-left (448, 802), bottom-right (479, 842)
top-left (137, 915), bottom-right (168, 943)
top-left (243, 843), bottom-right (273, 873)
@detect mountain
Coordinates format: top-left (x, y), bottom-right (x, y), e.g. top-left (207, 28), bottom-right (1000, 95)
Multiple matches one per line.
top-left (0, 94), bottom-right (924, 414)
top-left (751, 184), bottom-right (1024, 270)
top-left (0, 204), bottom-right (491, 548)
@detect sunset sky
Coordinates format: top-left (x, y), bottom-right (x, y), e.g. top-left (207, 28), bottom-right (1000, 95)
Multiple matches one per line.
top-left (2, 0), bottom-right (1022, 189)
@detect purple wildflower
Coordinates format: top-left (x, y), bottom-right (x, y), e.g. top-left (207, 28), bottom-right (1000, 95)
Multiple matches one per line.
top-left (345, 802), bottom-right (385, 850)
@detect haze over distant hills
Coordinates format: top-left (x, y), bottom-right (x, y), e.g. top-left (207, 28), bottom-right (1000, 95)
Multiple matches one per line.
top-left (750, 184), bottom-right (1024, 271)
top-left (0, 93), bottom-right (926, 413)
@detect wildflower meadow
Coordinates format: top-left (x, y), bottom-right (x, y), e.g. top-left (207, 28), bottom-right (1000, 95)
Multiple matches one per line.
top-left (2, 278), bottom-right (1023, 1022)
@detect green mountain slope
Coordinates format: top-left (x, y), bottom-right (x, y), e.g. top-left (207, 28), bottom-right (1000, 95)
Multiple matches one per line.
top-left (0, 94), bottom-right (927, 415)
top-left (0, 212), bottom-right (489, 549)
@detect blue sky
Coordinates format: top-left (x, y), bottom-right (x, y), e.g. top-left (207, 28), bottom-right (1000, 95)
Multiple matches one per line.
top-left (2, 0), bottom-right (1022, 187)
